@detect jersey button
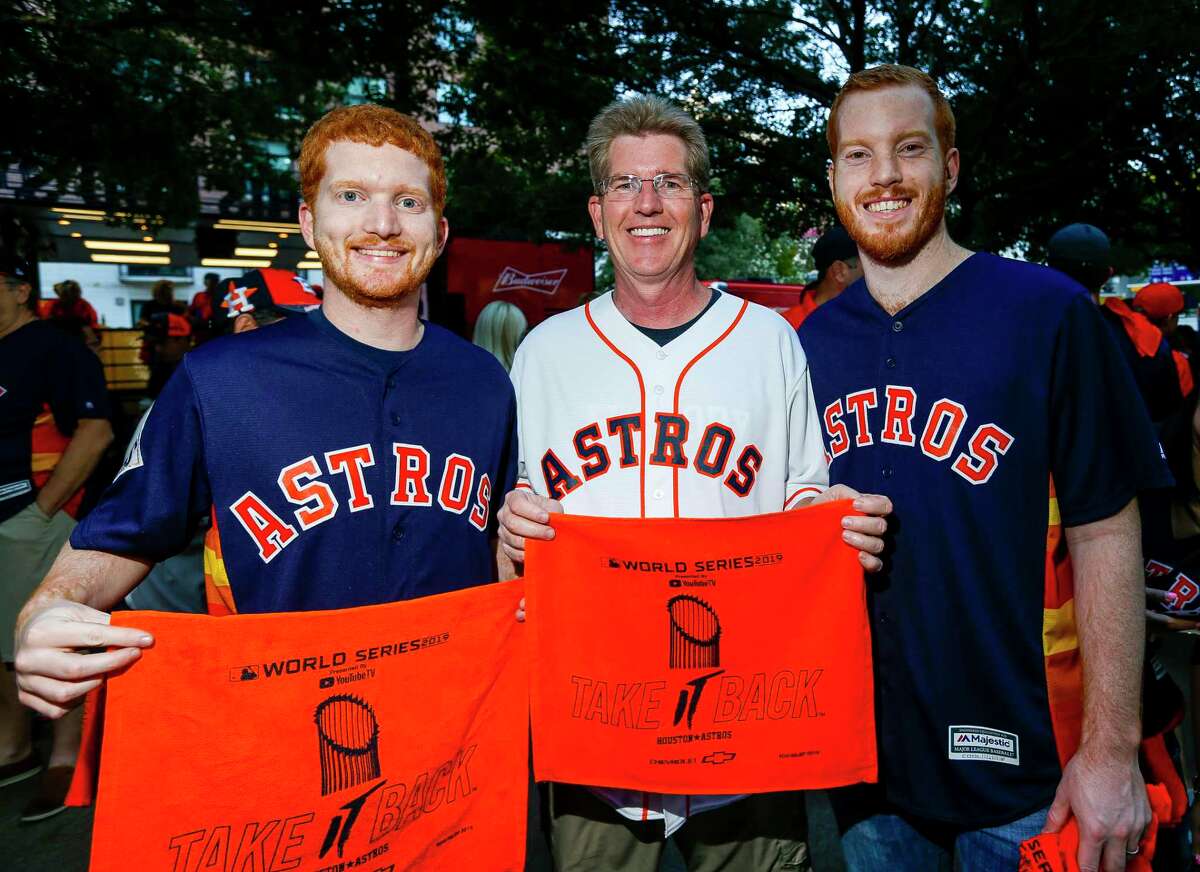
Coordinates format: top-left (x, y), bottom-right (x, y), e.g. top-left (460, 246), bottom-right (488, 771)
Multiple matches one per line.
top-left (654, 385), bottom-right (664, 395)
top-left (391, 413), bottom-right (402, 426)
top-left (885, 357), bottom-right (897, 369)
top-left (653, 489), bottom-right (664, 500)
top-left (881, 466), bottom-right (894, 479)
top-left (391, 522), bottom-right (404, 542)
top-left (656, 350), bottom-right (667, 360)
top-left (891, 320), bottom-right (903, 333)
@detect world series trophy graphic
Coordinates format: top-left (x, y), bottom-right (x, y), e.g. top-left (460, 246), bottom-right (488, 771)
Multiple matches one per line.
top-left (314, 694), bottom-right (381, 796)
top-left (667, 594), bottom-right (721, 669)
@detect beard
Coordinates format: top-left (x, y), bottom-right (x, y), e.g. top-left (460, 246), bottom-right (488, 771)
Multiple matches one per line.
top-left (315, 234), bottom-right (436, 310)
top-left (835, 177), bottom-right (947, 267)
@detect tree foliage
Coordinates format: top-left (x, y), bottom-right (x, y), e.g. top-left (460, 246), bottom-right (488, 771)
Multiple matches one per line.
top-left (2, 1), bottom-right (1196, 270)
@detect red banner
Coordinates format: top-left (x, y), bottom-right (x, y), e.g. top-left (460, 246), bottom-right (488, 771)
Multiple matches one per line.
top-left (445, 237), bottom-right (594, 330)
top-left (88, 580), bottom-right (528, 872)
top-left (527, 502), bottom-right (877, 795)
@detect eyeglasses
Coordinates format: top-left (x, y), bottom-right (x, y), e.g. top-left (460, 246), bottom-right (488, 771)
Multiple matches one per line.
top-left (599, 173), bottom-right (698, 200)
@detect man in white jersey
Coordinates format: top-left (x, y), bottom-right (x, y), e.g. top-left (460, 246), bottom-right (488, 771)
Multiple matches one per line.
top-left (499, 95), bottom-right (891, 872)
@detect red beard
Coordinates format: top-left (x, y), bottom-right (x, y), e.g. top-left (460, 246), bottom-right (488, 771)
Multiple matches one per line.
top-left (835, 179), bottom-right (946, 267)
top-left (315, 234), bottom-right (433, 310)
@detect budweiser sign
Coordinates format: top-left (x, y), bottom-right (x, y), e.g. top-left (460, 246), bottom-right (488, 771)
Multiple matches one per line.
top-left (492, 266), bottom-right (568, 296)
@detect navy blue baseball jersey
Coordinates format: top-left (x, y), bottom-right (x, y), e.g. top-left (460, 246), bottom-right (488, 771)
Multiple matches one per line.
top-left (0, 321), bottom-right (110, 523)
top-left (73, 309), bottom-right (517, 614)
top-left (799, 252), bottom-right (1171, 826)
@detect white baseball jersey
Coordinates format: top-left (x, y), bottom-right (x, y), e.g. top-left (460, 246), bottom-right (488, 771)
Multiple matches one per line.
top-left (512, 288), bottom-right (828, 834)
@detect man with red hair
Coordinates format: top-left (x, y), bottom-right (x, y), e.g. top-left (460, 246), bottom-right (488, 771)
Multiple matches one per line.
top-left (799, 65), bottom-right (1170, 871)
top-left (13, 106), bottom-right (518, 718)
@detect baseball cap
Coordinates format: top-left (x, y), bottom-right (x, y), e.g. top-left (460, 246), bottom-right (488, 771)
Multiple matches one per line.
top-left (215, 268), bottom-right (321, 328)
top-left (1134, 282), bottom-right (1186, 319)
top-left (0, 252), bottom-right (32, 282)
top-left (1047, 223), bottom-right (1111, 267)
top-left (812, 226), bottom-right (859, 282)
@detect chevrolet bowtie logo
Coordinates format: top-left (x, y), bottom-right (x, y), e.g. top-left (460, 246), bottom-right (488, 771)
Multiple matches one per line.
top-left (701, 751), bottom-right (736, 765)
top-left (492, 266), bottom-right (567, 296)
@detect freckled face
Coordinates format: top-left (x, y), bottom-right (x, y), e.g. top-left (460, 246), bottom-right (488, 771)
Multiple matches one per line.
top-left (300, 141), bottom-right (448, 309)
top-left (829, 85), bottom-right (957, 265)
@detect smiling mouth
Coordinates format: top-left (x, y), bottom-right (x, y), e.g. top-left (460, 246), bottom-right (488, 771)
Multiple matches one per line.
top-left (628, 227), bottom-right (670, 237)
top-left (352, 247), bottom-right (408, 260)
top-left (864, 198), bottom-right (912, 213)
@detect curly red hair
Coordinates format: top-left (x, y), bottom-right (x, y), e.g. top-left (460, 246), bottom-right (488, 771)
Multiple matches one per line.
top-left (827, 65), bottom-right (955, 157)
top-left (298, 104), bottom-right (446, 216)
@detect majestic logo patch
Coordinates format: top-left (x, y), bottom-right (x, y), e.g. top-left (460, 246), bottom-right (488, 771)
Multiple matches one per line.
top-left (492, 266), bottom-right (567, 296)
top-left (948, 725), bottom-right (1019, 766)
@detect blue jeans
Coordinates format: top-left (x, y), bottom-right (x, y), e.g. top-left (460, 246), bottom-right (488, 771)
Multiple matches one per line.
top-left (841, 803), bottom-right (1050, 872)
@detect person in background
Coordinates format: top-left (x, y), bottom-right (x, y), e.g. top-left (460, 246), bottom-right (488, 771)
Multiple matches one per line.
top-left (47, 279), bottom-right (101, 354)
top-left (472, 300), bottom-right (527, 372)
top-left (1133, 282), bottom-right (1195, 402)
top-left (187, 272), bottom-right (221, 345)
top-left (781, 225), bottom-right (863, 329)
top-left (137, 279), bottom-right (192, 397)
top-left (0, 256), bottom-right (112, 823)
top-left (1140, 387), bottom-right (1200, 870)
top-left (1048, 223), bottom-right (1184, 421)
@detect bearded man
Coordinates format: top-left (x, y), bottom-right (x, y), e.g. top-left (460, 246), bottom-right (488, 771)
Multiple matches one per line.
top-left (14, 105), bottom-right (518, 715)
top-left (797, 65), bottom-right (1170, 872)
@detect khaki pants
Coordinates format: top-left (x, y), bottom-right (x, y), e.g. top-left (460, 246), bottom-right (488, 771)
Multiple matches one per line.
top-left (549, 783), bottom-right (811, 872)
top-left (0, 502), bottom-right (75, 661)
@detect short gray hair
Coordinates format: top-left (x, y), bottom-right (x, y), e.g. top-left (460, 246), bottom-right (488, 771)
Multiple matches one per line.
top-left (586, 95), bottom-right (710, 195)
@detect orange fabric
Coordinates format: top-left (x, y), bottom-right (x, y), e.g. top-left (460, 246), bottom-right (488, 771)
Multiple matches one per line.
top-left (1104, 298), bottom-right (1163, 358)
top-left (30, 405), bottom-right (85, 518)
top-left (202, 511), bottom-right (237, 616)
top-left (1140, 732), bottom-right (1187, 826)
top-left (1018, 783), bottom-right (1170, 872)
top-left (781, 293), bottom-right (819, 330)
top-left (165, 311), bottom-right (192, 337)
top-left (1043, 477), bottom-right (1082, 766)
top-left (1172, 349), bottom-right (1194, 396)
top-left (527, 501), bottom-right (876, 794)
top-left (83, 581), bottom-right (528, 872)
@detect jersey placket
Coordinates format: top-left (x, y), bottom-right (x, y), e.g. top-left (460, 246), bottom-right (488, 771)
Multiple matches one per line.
top-left (643, 348), bottom-right (682, 518)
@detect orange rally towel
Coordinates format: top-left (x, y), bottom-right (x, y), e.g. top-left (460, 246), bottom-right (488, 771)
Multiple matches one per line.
top-left (1018, 782), bottom-right (1171, 872)
top-left (84, 580), bottom-right (528, 872)
top-left (1104, 298), bottom-right (1163, 358)
top-left (527, 500), bottom-right (877, 794)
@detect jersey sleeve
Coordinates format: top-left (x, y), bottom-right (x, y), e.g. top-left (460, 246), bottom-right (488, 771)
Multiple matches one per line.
top-left (784, 334), bottom-right (830, 509)
top-left (1050, 293), bottom-right (1173, 527)
top-left (47, 335), bottom-right (110, 432)
top-left (509, 343), bottom-right (536, 493)
top-left (71, 360), bottom-right (211, 562)
top-left (493, 386), bottom-right (521, 533)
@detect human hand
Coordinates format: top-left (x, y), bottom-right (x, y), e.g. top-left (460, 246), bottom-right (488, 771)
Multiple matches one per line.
top-left (14, 601), bottom-right (153, 718)
top-left (1041, 742), bottom-right (1149, 872)
top-left (808, 484), bottom-right (892, 572)
top-left (497, 489), bottom-right (564, 566)
top-left (1144, 588), bottom-right (1200, 633)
